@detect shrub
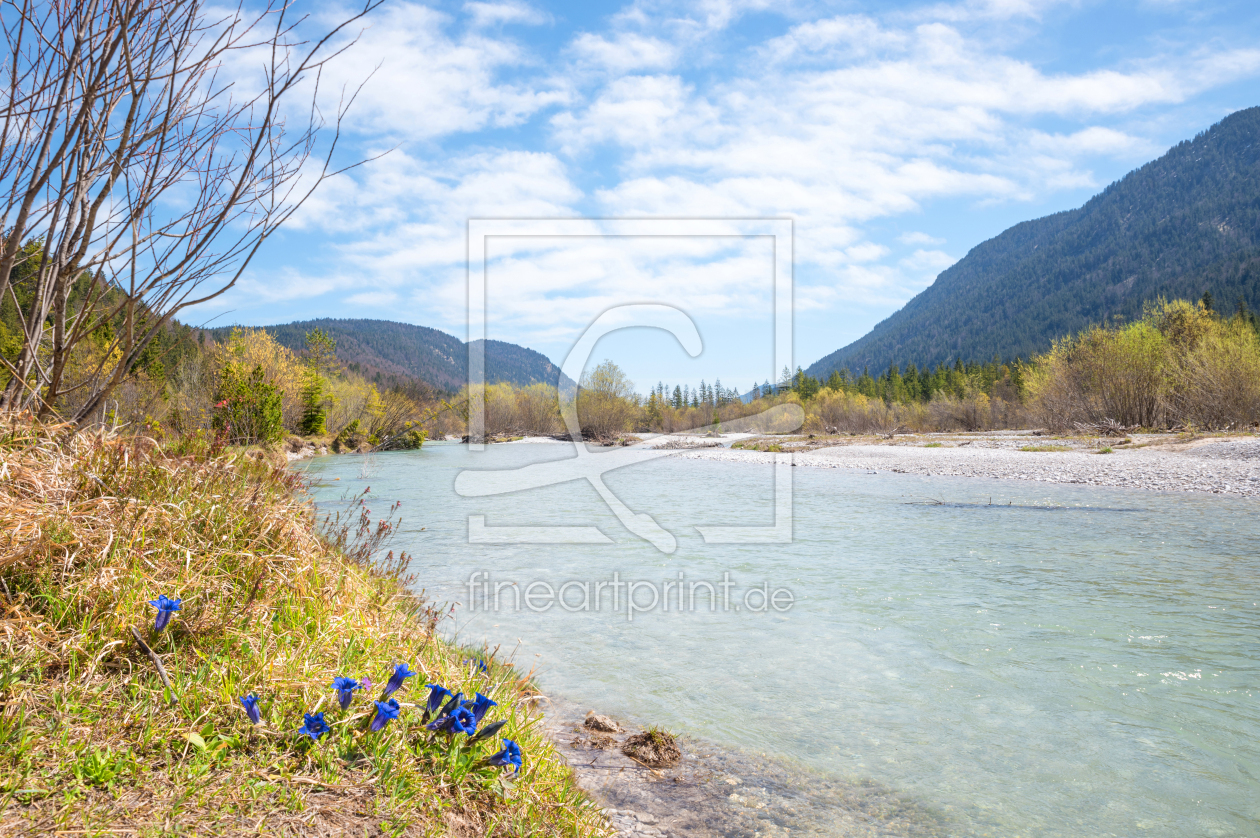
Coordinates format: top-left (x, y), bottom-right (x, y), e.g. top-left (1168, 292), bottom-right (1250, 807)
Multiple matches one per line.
top-left (212, 362), bottom-right (283, 444)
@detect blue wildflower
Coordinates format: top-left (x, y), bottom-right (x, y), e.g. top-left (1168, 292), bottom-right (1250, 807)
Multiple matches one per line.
top-left (486, 739), bottom-right (523, 772)
top-left (427, 704), bottom-right (476, 736)
top-left (465, 658), bottom-right (489, 675)
top-left (332, 676), bottom-right (362, 711)
top-left (370, 698), bottom-right (402, 732)
top-left (440, 691), bottom-right (463, 717)
top-left (382, 663), bottom-right (414, 697)
top-left (422, 683), bottom-right (451, 722)
top-left (470, 692), bottom-right (497, 725)
top-left (148, 595), bottom-right (182, 631)
top-left (297, 711), bottom-right (330, 741)
top-left (239, 693), bottom-right (261, 725)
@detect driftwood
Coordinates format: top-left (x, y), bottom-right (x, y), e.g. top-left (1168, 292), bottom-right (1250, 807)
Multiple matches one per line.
top-left (1074, 418), bottom-right (1137, 437)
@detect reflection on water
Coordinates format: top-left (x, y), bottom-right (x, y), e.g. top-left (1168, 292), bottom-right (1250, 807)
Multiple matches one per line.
top-left (301, 443), bottom-right (1260, 837)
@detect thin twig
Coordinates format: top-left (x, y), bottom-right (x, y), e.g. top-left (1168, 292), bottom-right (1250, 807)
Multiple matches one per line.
top-left (130, 626), bottom-right (174, 701)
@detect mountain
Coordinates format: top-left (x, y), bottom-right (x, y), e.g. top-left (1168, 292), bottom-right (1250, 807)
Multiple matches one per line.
top-left (807, 106), bottom-right (1260, 379)
top-left (212, 318), bottom-right (567, 392)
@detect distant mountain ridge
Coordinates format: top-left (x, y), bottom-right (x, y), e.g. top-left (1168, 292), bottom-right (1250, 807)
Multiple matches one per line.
top-left (212, 318), bottom-right (567, 392)
top-left (807, 106), bottom-right (1260, 378)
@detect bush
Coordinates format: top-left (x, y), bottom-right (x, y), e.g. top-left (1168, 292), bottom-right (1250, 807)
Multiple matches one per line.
top-left (212, 362), bottom-right (283, 444)
top-left (1164, 317), bottom-right (1260, 429)
top-left (1027, 299), bottom-right (1260, 431)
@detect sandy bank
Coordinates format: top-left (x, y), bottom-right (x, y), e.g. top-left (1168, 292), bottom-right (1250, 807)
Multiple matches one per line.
top-left (671, 432), bottom-right (1260, 497)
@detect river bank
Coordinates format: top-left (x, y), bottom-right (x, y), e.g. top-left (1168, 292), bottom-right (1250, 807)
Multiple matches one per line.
top-left (0, 421), bottom-right (608, 837)
top-left (661, 430), bottom-right (1260, 497)
top-left (544, 699), bottom-right (947, 838)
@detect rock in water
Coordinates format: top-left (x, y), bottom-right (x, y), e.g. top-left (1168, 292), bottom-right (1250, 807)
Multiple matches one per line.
top-left (584, 710), bottom-right (622, 733)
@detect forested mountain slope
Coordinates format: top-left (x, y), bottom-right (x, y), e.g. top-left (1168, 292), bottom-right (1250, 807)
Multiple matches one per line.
top-left (212, 319), bottom-right (566, 392)
top-left (808, 106), bottom-right (1260, 377)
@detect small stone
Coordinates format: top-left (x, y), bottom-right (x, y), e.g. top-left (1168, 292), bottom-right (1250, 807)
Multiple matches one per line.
top-left (584, 710), bottom-right (622, 733)
top-left (636, 812), bottom-right (657, 824)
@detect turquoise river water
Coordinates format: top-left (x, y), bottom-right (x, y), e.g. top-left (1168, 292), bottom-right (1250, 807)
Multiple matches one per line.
top-left (300, 442), bottom-right (1259, 838)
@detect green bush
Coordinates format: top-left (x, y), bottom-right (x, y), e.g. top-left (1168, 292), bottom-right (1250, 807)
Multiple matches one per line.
top-left (212, 363), bottom-right (283, 444)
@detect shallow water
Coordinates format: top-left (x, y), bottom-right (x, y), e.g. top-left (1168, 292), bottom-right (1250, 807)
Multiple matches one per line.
top-left (301, 443), bottom-right (1260, 837)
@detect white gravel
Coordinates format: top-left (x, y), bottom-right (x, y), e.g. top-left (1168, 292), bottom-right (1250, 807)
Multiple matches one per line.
top-left (673, 435), bottom-right (1260, 498)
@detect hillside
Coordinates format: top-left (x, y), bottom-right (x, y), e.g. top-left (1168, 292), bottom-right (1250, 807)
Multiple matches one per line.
top-left (807, 106), bottom-right (1260, 378)
top-left (212, 319), bottom-right (567, 392)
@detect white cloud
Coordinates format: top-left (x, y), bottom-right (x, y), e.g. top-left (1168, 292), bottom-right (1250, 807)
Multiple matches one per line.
top-left (571, 32), bottom-right (678, 72)
top-left (317, 2), bottom-right (568, 140)
top-left (463, 1), bottom-right (547, 27)
top-left (900, 249), bottom-right (958, 274)
top-left (899, 231), bottom-right (946, 246)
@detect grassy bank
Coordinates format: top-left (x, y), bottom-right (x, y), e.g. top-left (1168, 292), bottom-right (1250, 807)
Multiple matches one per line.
top-left (0, 419), bottom-right (607, 836)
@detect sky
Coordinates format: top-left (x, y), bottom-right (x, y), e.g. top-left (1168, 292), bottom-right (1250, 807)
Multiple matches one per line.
top-left (193, 0), bottom-right (1260, 393)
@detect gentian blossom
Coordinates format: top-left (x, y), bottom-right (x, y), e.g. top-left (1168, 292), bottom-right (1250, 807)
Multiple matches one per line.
top-left (382, 663), bottom-right (414, 697)
top-left (423, 683), bottom-right (451, 722)
top-left (332, 676), bottom-right (362, 711)
top-left (370, 699), bottom-right (402, 732)
top-left (239, 693), bottom-right (261, 725)
top-left (486, 739), bottom-right (523, 772)
top-left (470, 692), bottom-right (497, 725)
top-left (148, 594), bottom-right (182, 631)
top-left (427, 704), bottom-right (476, 736)
top-left (298, 711), bottom-right (330, 741)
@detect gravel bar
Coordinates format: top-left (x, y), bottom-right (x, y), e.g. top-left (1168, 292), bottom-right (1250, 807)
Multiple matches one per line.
top-left (672, 435), bottom-right (1260, 497)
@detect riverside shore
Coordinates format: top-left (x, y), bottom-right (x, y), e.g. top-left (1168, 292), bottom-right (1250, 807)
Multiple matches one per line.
top-left (660, 431), bottom-right (1260, 498)
top-left (544, 699), bottom-right (945, 838)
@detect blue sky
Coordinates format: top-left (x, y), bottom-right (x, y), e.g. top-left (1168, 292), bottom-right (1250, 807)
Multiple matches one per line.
top-left (195, 0), bottom-right (1260, 392)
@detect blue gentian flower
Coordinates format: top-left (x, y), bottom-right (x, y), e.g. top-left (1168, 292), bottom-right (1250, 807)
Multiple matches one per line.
top-left (332, 676), bottom-right (362, 711)
top-left (424, 684), bottom-right (451, 714)
top-left (427, 705), bottom-right (476, 736)
top-left (470, 692), bottom-right (497, 724)
top-left (465, 658), bottom-right (489, 675)
top-left (422, 683), bottom-right (451, 722)
top-left (239, 693), bottom-right (261, 725)
top-left (370, 698), bottom-right (402, 732)
top-left (486, 739), bottom-right (523, 772)
top-left (148, 595), bottom-right (182, 631)
top-left (382, 663), bottom-right (414, 697)
top-left (440, 691), bottom-right (463, 717)
top-left (297, 712), bottom-right (330, 741)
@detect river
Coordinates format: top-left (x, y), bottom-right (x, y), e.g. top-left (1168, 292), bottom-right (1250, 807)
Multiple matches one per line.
top-left (299, 442), bottom-right (1259, 837)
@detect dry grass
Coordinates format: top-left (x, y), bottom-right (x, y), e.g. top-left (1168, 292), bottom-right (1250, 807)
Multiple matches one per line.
top-left (0, 417), bottom-right (609, 837)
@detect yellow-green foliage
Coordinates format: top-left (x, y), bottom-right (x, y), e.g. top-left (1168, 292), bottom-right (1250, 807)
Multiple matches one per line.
top-left (1026, 299), bottom-right (1260, 430)
top-left (0, 420), bottom-right (607, 837)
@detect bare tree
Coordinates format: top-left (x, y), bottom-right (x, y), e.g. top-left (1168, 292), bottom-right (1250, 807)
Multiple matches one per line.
top-left (0, 0), bottom-right (381, 422)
